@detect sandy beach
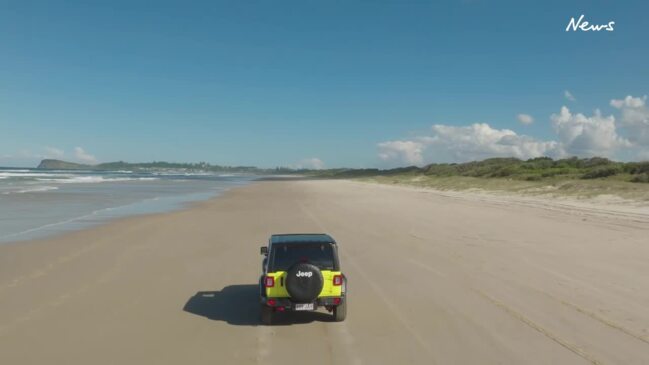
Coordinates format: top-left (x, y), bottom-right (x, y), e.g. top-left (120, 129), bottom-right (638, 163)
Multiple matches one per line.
top-left (1, 179), bottom-right (649, 364)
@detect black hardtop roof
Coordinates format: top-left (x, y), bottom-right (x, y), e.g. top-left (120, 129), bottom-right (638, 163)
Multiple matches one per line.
top-left (270, 233), bottom-right (336, 245)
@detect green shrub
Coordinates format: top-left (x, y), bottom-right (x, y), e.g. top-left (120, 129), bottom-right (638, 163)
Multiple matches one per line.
top-left (424, 164), bottom-right (459, 176)
top-left (580, 157), bottom-right (614, 168)
top-left (625, 162), bottom-right (649, 174)
top-left (525, 175), bottom-right (543, 181)
top-left (489, 166), bottom-right (517, 177)
top-left (523, 157), bottom-right (554, 170)
top-left (331, 157), bottom-right (648, 182)
top-left (555, 157), bottom-right (580, 168)
top-left (581, 166), bottom-right (621, 179)
top-left (630, 173), bottom-right (649, 183)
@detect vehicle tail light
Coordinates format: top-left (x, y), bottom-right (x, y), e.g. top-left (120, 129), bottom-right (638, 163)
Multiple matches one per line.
top-left (276, 306), bottom-right (285, 312)
top-left (265, 276), bottom-right (275, 288)
top-left (333, 298), bottom-right (341, 305)
top-left (333, 275), bottom-right (343, 286)
top-left (267, 299), bottom-right (276, 306)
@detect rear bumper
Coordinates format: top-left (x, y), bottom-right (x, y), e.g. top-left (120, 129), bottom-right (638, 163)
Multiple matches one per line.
top-left (262, 296), bottom-right (344, 310)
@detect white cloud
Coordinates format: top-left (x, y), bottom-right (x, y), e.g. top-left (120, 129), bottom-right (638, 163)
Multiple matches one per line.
top-left (564, 90), bottom-right (576, 101)
top-left (377, 140), bottom-right (425, 165)
top-left (611, 95), bottom-right (646, 109)
top-left (638, 150), bottom-right (649, 160)
top-left (378, 124), bottom-right (561, 165)
top-left (295, 157), bottom-right (325, 170)
top-left (44, 146), bottom-right (65, 159)
top-left (551, 106), bottom-right (630, 157)
top-left (377, 95), bottom-right (649, 165)
top-left (427, 123), bottom-right (561, 161)
top-left (610, 95), bottom-right (649, 147)
top-left (517, 113), bottom-right (534, 125)
top-left (73, 147), bottom-right (98, 164)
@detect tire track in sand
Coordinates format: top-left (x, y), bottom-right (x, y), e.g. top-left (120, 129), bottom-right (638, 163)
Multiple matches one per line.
top-left (298, 199), bottom-right (424, 365)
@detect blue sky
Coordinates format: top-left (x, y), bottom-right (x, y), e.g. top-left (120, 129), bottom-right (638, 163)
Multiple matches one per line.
top-left (1, 1), bottom-right (648, 168)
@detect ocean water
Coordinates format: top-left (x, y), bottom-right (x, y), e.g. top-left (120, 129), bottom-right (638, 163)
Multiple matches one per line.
top-left (0, 168), bottom-right (254, 243)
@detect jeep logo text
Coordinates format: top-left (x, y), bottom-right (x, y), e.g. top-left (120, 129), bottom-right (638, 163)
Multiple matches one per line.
top-left (296, 271), bottom-right (313, 278)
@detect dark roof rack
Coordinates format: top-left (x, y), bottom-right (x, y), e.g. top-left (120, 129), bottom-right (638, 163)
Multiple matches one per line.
top-left (270, 233), bottom-right (336, 245)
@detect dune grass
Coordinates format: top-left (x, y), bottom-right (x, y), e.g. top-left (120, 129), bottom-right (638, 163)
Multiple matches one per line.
top-left (310, 157), bottom-right (649, 201)
top-left (357, 174), bottom-right (649, 201)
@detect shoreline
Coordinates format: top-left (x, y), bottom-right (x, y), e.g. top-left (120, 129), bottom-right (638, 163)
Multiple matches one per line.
top-left (0, 177), bottom-right (254, 245)
top-left (4, 176), bottom-right (649, 248)
top-left (0, 183), bottom-right (243, 247)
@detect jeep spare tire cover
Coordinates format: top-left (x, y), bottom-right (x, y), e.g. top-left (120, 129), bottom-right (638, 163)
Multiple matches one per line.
top-left (285, 263), bottom-right (324, 302)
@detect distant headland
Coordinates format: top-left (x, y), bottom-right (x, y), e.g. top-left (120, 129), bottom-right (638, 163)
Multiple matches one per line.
top-left (36, 159), bottom-right (268, 173)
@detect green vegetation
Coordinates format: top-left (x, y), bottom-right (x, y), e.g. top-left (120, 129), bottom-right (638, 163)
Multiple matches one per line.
top-left (37, 159), bottom-right (267, 173)
top-left (92, 160), bottom-right (262, 173)
top-left (309, 157), bottom-right (649, 200)
top-left (311, 157), bottom-right (649, 182)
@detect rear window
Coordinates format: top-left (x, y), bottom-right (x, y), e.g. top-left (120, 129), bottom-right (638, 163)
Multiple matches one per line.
top-left (270, 243), bottom-right (336, 271)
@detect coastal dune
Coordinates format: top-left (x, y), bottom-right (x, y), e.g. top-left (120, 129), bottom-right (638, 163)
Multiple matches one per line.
top-left (1, 180), bottom-right (649, 364)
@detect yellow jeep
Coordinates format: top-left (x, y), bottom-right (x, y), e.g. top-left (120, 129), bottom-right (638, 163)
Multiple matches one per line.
top-left (259, 234), bottom-right (347, 325)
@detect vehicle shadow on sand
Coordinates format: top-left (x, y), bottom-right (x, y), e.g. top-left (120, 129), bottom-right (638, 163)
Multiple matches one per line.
top-left (183, 284), bottom-right (334, 326)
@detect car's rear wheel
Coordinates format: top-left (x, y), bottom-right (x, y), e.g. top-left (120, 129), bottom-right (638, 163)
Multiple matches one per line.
top-left (261, 304), bottom-right (273, 325)
top-left (333, 299), bottom-right (346, 322)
